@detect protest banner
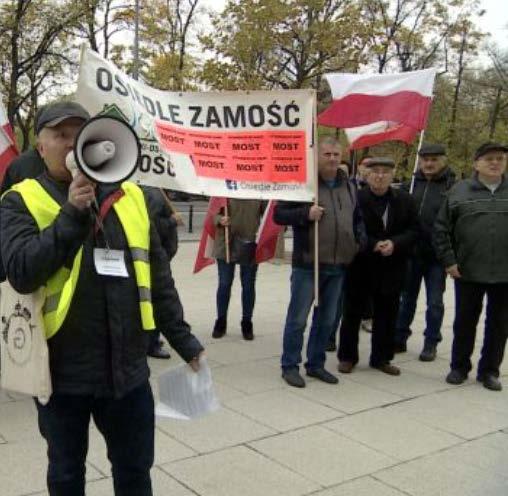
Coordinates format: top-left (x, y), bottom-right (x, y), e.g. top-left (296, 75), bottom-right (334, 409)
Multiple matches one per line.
top-left (76, 47), bottom-right (316, 201)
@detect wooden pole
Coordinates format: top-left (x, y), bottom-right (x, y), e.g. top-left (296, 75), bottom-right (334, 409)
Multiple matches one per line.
top-left (409, 130), bottom-right (425, 194)
top-left (159, 188), bottom-right (183, 225)
top-left (313, 92), bottom-right (319, 307)
top-left (224, 201), bottom-right (231, 263)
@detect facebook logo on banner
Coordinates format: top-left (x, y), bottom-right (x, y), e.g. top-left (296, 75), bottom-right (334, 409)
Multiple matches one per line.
top-left (225, 180), bottom-right (238, 190)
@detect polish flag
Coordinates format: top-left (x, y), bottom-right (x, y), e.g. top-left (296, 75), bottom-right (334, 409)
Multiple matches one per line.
top-left (318, 69), bottom-right (436, 147)
top-left (193, 198), bottom-right (284, 273)
top-left (193, 196), bottom-right (227, 273)
top-left (255, 201), bottom-right (283, 264)
top-left (0, 102), bottom-right (18, 185)
top-left (345, 121), bottom-right (418, 150)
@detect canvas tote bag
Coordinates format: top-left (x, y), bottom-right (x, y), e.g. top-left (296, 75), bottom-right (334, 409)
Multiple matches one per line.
top-left (0, 282), bottom-right (52, 404)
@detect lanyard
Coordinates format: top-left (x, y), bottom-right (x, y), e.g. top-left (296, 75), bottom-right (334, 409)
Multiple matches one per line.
top-left (94, 189), bottom-right (125, 235)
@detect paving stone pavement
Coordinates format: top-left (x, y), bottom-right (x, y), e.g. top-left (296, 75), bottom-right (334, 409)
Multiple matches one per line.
top-left (1, 242), bottom-right (507, 496)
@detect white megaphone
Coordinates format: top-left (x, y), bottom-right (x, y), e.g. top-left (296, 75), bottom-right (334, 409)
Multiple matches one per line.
top-left (65, 115), bottom-right (140, 184)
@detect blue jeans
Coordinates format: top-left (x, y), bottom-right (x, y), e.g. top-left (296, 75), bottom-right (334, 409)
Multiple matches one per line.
top-left (35, 382), bottom-right (154, 496)
top-left (281, 265), bottom-right (346, 371)
top-left (395, 257), bottom-right (446, 345)
top-left (216, 259), bottom-right (258, 321)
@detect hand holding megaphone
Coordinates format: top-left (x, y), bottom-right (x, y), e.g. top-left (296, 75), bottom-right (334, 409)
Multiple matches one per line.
top-left (68, 172), bottom-right (97, 211)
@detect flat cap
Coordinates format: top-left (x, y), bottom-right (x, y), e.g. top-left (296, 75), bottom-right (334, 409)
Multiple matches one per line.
top-left (418, 143), bottom-right (446, 156)
top-left (36, 101), bottom-right (90, 135)
top-left (474, 142), bottom-right (508, 160)
top-left (365, 157), bottom-right (395, 168)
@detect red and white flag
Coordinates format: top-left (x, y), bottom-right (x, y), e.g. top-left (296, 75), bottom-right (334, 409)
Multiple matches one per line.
top-left (194, 199), bottom-right (283, 273)
top-left (344, 121), bottom-right (418, 150)
top-left (318, 69), bottom-right (436, 148)
top-left (0, 101), bottom-right (18, 185)
top-left (193, 197), bottom-right (227, 273)
top-left (255, 201), bottom-right (283, 264)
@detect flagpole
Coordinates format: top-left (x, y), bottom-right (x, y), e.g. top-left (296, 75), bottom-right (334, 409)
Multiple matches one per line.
top-left (410, 130), bottom-right (425, 194)
top-left (224, 200), bottom-right (231, 263)
top-left (313, 92), bottom-right (319, 308)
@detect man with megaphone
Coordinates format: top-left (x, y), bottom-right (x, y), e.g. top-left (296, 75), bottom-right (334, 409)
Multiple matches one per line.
top-left (0, 101), bottom-right (204, 496)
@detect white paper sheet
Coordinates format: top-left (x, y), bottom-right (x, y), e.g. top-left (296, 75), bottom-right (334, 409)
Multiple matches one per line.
top-left (155, 357), bottom-right (220, 420)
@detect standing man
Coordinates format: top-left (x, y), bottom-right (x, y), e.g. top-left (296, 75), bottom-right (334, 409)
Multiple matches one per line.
top-left (212, 199), bottom-right (264, 340)
top-left (338, 158), bottom-right (419, 376)
top-left (434, 142), bottom-right (508, 391)
top-left (395, 144), bottom-right (455, 361)
top-left (143, 187), bottom-right (180, 359)
top-left (275, 137), bottom-right (365, 388)
top-left (0, 101), bottom-right (204, 495)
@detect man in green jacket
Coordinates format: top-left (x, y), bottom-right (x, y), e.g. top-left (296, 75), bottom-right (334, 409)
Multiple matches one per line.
top-left (434, 142), bottom-right (508, 391)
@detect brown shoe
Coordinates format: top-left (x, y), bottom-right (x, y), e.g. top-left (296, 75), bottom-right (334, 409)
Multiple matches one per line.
top-left (373, 363), bottom-right (400, 376)
top-left (338, 361), bottom-right (354, 374)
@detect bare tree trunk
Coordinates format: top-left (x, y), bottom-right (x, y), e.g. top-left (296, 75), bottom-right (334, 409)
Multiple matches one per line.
top-left (488, 87), bottom-right (502, 139)
top-left (448, 30), bottom-right (467, 147)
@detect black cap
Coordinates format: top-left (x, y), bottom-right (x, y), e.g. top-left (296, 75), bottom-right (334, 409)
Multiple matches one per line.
top-left (36, 101), bottom-right (90, 135)
top-left (365, 157), bottom-right (395, 168)
top-left (418, 143), bottom-right (446, 156)
top-left (474, 142), bottom-right (508, 160)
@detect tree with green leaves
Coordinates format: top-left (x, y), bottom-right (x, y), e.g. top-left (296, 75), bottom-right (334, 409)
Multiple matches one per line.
top-left (0, 0), bottom-right (93, 148)
top-left (200, 0), bottom-right (368, 90)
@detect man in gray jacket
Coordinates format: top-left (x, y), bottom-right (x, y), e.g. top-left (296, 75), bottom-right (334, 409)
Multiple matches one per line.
top-left (274, 137), bottom-right (365, 388)
top-left (434, 142), bottom-right (508, 391)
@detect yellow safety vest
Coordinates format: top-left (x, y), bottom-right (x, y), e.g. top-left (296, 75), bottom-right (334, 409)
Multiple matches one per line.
top-left (9, 179), bottom-right (155, 339)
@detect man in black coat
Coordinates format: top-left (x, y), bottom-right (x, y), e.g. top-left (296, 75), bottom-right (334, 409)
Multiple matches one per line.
top-left (338, 157), bottom-right (419, 376)
top-left (395, 144), bottom-right (455, 361)
top-left (434, 142), bottom-right (508, 391)
top-left (0, 101), bottom-right (204, 495)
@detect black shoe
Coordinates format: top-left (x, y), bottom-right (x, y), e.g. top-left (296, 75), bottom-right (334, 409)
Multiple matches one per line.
top-left (393, 342), bottom-right (407, 353)
top-left (147, 345), bottom-right (171, 359)
top-left (212, 317), bottom-right (227, 339)
top-left (419, 343), bottom-right (437, 362)
top-left (306, 368), bottom-right (339, 384)
top-left (446, 369), bottom-right (467, 385)
top-left (282, 369), bottom-right (306, 388)
top-left (241, 320), bottom-right (254, 340)
top-left (478, 375), bottom-right (503, 391)
top-left (326, 341), bottom-right (337, 352)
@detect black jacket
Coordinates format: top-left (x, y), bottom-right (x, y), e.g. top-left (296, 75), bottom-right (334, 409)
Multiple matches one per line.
top-left (143, 187), bottom-right (178, 261)
top-left (0, 149), bottom-right (46, 281)
top-left (403, 167), bottom-right (455, 261)
top-left (274, 173), bottom-right (366, 269)
top-left (349, 187), bottom-right (420, 295)
top-left (433, 174), bottom-right (508, 284)
top-left (0, 148), bottom-right (45, 194)
top-left (0, 173), bottom-right (203, 398)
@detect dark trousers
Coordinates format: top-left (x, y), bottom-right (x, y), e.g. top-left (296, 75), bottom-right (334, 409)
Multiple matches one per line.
top-left (216, 259), bottom-right (258, 321)
top-left (395, 257), bottom-right (446, 345)
top-left (338, 272), bottom-right (400, 367)
top-left (451, 280), bottom-right (508, 378)
top-left (35, 382), bottom-right (154, 496)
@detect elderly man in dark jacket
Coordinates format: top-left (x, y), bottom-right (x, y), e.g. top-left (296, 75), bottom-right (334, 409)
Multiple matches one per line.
top-left (274, 137), bottom-right (365, 388)
top-left (395, 144), bottom-right (455, 361)
top-left (338, 158), bottom-right (419, 376)
top-left (434, 142), bottom-right (508, 391)
top-left (0, 101), bottom-right (204, 495)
